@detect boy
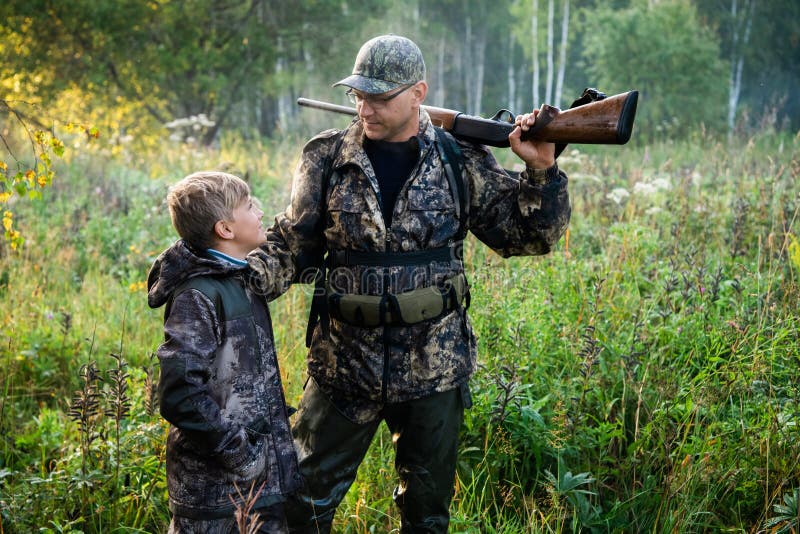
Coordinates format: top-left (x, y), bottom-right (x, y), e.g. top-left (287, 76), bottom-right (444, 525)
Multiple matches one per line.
top-left (147, 171), bottom-right (301, 533)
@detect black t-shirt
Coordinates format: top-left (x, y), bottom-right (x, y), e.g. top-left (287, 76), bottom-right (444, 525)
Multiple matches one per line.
top-left (364, 136), bottom-right (419, 229)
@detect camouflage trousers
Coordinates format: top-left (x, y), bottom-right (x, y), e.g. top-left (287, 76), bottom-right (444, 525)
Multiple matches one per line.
top-left (285, 377), bottom-right (465, 534)
top-left (168, 502), bottom-right (288, 533)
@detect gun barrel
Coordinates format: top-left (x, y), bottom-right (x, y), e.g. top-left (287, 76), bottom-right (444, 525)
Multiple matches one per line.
top-left (297, 98), bottom-right (357, 116)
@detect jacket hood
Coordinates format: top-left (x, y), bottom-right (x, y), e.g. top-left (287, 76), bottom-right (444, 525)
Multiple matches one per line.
top-left (147, 240), bottom-right (243, 308)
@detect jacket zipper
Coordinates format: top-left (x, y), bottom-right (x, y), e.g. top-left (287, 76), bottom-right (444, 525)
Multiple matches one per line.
top-left (381, 233), bottom-right (391, 403)
top-left (375, 137), bottom-right (431, 403)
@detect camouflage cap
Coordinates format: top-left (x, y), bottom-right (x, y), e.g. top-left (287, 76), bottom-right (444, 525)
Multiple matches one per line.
top-left (333, 35), bottom-right (425, 94)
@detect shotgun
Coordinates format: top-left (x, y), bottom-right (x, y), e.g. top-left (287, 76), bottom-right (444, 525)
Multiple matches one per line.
top-left (297, 88), bottom-right (638, 148)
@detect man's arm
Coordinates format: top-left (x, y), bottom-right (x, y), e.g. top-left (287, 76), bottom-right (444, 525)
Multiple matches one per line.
top-left (248, 130), bottom-right (339, 291)
top-left (461, 136), bottom-right (570, 258)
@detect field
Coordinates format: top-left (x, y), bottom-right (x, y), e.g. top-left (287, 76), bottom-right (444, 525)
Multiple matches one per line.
top-left (1, 128), bottom-right (799, 533)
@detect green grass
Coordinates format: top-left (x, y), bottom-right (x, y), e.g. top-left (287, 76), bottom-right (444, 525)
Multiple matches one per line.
top-left (1, 129), bottom-right (798, 532)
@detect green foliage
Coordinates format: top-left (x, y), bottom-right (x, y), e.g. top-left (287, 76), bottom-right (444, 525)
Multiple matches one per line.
top-left (1, 108), bottom-right (799, 531)
top-left (581, 0), bottom-right (729, 139)
top-left (3, 0), bottom-right (798, 150)
top-left (0, 0), bottom-right (393, 146)
top-left (764, 488), bottom-right (800, 533)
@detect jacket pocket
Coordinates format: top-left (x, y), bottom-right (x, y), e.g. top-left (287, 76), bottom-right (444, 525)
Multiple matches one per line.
top-left (219, 428), bottom-right (258, 472)
top-left (328, 192), bottom-right (368, 213)
top-left (407, 187), bottom-right (455, 212)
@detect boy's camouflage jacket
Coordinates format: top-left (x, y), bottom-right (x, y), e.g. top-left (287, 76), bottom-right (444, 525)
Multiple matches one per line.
top-left (148, 240), bottom-right (301, 519)
top-left (250, 110), bottom-right (570, 424)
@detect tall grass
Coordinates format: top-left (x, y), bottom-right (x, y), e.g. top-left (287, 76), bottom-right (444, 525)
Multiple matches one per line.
top-left (0, 129), bottom-right (798, 532)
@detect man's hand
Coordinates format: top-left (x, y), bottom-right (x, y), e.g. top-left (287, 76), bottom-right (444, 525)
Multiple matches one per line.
top-left (509, 108), bottom-right (556, 170)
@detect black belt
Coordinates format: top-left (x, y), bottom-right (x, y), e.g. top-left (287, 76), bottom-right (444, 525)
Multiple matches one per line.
top-left (328, 242), bottom-right (463, 268)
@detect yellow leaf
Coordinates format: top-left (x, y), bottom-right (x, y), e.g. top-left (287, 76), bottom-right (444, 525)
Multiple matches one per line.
top-left (50, 137), bottom-right (65, 157)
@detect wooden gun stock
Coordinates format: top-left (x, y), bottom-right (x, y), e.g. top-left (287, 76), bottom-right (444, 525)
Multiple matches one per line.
top-left (297, 90), bottom-right (639, 148)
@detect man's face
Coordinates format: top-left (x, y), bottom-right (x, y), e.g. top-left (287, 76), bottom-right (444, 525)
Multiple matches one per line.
top-left (227, 196), bottom-right (265, 254)
top-left (349, 82), bottom-right (427, 142)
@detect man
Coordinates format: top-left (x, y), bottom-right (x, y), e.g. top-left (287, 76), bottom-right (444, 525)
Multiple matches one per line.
top-left (249, 34), bottom-right (570, 533)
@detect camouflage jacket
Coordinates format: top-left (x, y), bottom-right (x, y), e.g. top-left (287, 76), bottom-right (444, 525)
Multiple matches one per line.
top-left (147, 240), bottom-right (301, 519)
top-left (252, 110), bottom-right (570, 423)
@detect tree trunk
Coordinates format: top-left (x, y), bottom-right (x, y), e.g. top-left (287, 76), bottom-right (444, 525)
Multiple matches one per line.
top-left (555, 0), bottom-right (569, 108)
top-left (465, 16), bottom-right (475, 114)
top-left (508, 32), bottom-right (516, 112)
top-left (276, 36), bottom-right (290, 132)
top-left (434, 33), bottom-right (446, 107)
top-left (728, 0), bottom-right (756, 135)
top-left (474, 26), bottom-right (486, 114)
top-left (532, 0), bottom-right (540, 106)
top-left (545, 0), bottom-right (554, 104)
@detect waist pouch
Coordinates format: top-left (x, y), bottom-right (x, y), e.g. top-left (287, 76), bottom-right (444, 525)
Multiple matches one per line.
top-left (327, 273), bottom-right (469, 327)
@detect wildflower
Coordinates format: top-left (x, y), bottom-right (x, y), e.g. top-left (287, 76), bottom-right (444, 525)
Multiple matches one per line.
top-left (606, 187), bottom-right (630, 205)
top-left (650, 177), bottom-right (671, 191)
top-left (128, 280), bottom-right (148, 293)
top-left (633, 182), bottom-right (657, 196)
top-left (633, 175), bottom-right (672, 196)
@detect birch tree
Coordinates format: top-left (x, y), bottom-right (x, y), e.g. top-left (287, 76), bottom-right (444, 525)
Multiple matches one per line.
top-left (507, 32), bottom-right (517, 113)
top-left (532, 0), bottom-right (540, 105)
top-left (525, 0), bottom-right (570, 107)
top-left (545, 0), bottom-right (554, 104)
top-left (727, 0), bottom-right (756, 135)
top-left (554, 0), bottom-right (570, 107)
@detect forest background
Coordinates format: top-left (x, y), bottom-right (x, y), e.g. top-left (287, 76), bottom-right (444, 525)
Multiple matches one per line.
top-left (1, 0), bottom-right (799, 532)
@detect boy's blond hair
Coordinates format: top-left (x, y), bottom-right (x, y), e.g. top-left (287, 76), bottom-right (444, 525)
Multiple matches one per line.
top-left (167, 171), bottom-right (250, 250)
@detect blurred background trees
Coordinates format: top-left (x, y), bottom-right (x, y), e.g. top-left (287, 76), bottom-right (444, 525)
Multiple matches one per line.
top-left (1, 0), bottom-right (797, 147)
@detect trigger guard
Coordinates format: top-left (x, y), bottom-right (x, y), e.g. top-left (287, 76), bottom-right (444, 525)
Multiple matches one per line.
top-left (490, 109), bottom-right (516, 123)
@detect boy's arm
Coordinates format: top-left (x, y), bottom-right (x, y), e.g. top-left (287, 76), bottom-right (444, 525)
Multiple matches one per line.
top-left (157, 289), bottom-right (240, 455)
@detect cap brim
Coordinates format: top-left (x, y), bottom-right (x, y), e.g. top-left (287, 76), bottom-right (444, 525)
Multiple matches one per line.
top-left (332, 74), bottom-right (402, 94)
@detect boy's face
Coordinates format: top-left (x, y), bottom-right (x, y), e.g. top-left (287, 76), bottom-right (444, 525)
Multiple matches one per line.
top-left (225, 196), bottom-right (266, 255)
